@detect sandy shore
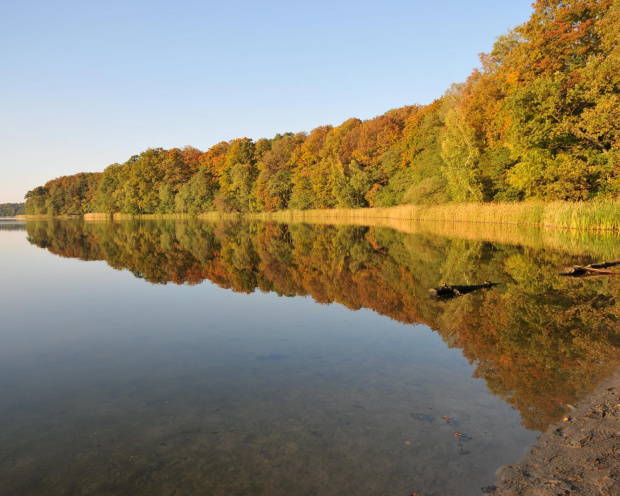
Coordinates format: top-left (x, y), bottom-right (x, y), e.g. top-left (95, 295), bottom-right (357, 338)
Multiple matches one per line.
top-left (490, 367), bottom-right (620, 495)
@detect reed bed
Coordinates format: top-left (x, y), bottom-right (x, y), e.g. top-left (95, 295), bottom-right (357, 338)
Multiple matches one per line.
top-left (76, 201), bottom-right (620, 232)
top-left (248, 201), bottom-right (620, 231)
top-left (83, 212), bottom-right (230, 221)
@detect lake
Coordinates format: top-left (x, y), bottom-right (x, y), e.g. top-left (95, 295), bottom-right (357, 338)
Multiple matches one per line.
top-left (1, 218), bottom-right (619, 495)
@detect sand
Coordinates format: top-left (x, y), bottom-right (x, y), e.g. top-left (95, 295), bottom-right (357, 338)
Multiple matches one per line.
top-left (490, 367), bottom-right (620, 495)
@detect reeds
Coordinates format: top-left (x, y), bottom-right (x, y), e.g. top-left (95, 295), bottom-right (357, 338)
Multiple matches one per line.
top-left (79, 201), bottom-right (620, 231)
top-left (247, 201), bottom-right (620, 231)
top-left (83, 212), bottom-right (230, 221)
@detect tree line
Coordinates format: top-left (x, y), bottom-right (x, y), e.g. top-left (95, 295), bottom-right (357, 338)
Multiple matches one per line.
top-left (0, 203), bottom-right (25, 216)
top-left (25, 0), bottom-right (620, 216)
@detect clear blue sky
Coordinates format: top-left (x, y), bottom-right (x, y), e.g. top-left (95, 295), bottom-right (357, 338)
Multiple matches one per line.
top-left (0, 0), bottom-right (534, 203)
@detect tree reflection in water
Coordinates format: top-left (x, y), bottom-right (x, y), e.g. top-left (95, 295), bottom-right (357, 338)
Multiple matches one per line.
top-left (27, 219), bottom-right (620, 431)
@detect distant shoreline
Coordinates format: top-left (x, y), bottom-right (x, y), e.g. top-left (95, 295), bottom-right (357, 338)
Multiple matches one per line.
top-left (21, 201), bottom-right (620, 232)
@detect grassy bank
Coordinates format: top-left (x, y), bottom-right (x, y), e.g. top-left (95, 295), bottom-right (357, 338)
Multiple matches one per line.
top-left (21, 214), bottom-right (82, 220)
top-left (246, 201), bottom-right (620, 231)
top-left (82, 212), bottom-right (229, 221)
top-left (80, 201), bottom-right (620, 231)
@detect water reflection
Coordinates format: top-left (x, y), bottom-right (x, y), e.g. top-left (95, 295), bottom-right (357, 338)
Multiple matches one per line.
top-left (25, 219), bottom-right (620, 431)
top-left (2, 218), bottom-right (619, 495)
top-left (0, 219), bottom-right (26, 231)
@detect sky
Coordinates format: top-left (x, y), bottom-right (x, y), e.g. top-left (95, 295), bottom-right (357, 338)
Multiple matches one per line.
top-left (0, 0), bottom-right (534, 203)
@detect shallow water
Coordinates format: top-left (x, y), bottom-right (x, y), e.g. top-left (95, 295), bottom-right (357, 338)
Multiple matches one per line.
top-left (1, 219), bottom-right (619, 495)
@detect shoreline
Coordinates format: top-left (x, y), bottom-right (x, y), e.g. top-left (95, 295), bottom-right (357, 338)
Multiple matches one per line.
top-left (20, 210), bottom-right (620, 261)
top-left (21, 201), bottom-right (620, 232)
top-left (245, 203), bottom-right (620, 232)
top-left (491, 365), bottom-right (620, 495)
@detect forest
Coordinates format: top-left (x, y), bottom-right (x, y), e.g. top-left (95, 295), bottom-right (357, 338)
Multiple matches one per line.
top-left (0, 203), bottom-right (25, 216)
top-left (24, 0), bottom-right (620, 217)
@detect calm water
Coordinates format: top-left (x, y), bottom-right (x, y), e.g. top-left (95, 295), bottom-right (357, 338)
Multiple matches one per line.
top-left (1, 219), bottom-right (619, 496)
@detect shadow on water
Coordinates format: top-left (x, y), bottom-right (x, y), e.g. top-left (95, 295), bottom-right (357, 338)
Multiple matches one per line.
top-left (1, 218), bottom-right (619, 495)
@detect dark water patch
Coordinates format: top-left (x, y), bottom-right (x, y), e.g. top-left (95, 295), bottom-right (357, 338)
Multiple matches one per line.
top-left (410, 411), bottom-right (435, 423)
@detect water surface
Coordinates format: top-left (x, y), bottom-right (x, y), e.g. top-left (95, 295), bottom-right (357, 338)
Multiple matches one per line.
top-left (1, 219), bottom-right (619, 495)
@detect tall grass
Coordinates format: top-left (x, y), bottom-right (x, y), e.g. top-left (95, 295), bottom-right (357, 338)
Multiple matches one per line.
top-left (248, 201), bottom-right (620, 231)
top-left (81, 212), bottom-right (230, 221)
top-left (78, 201), bottom-right (620, 231)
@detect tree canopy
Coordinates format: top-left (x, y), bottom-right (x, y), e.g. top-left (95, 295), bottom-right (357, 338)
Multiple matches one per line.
top-left (25, 1), bottom-right (620, 216)
top-left (0, 203), bottom-right (25, 216)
